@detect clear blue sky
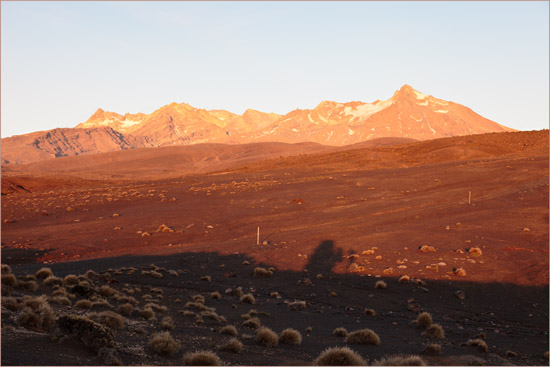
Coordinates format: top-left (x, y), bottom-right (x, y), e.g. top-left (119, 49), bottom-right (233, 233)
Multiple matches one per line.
top-left (1, 1), bottom-right (548, 137)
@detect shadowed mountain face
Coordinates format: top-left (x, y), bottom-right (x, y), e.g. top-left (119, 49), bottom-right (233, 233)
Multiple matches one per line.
top-left (1, 85), bottom-right (514, 165)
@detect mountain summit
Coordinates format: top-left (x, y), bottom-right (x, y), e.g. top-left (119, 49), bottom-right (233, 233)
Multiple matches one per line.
top-left (2, 85), bottom-right (515, 164)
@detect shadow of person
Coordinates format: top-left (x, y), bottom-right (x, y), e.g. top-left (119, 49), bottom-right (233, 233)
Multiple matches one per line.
top-left (305, 240), bottom-right (343, 276)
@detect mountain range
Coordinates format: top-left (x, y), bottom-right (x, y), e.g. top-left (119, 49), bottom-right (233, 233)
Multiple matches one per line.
top-left (1, 85), bottom-right (514, 165)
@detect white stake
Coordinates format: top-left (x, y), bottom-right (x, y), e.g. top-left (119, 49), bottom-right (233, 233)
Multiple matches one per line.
top-left (257, 227), bottom-right (260, 245)
top-left (468, 191), bottom-right (471, 205)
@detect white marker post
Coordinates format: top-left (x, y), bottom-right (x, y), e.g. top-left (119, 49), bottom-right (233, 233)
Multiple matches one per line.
top-left (257, 227), bottom-right (260, 245)
top-left (468, 191), bottom-right (471, 205)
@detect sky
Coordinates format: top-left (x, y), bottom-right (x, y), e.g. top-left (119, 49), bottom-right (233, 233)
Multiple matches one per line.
top-left (1, 1), bottom-right (548, 138)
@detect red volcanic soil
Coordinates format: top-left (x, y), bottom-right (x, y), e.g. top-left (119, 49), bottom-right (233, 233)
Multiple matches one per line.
top-left (1, 130), bottom-right (548, 366)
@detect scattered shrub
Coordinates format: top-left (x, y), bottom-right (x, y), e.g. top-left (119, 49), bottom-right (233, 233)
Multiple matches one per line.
top-left (220, 325), bottom-right (238, 336)
top-left (145, 302), bottom-right (168, 313)
top-left (422, 324), bottom-right (445, 339)
top-left (183, 350), bottom-right (222, 366)
top-left (16, 295), bottom-right (55, 332)
top-left (373, 354), bottom-right (427, 366)
top-left (333, 327), bottom-right (348, 337)
top-left (253, 267), bottom-right (272, 277)
top-left (218, 338), bottom-right (242, 354)
top-left (138, 307), bottom-right (156, 320)
top-left (468, 247), bottom-right (482, 257)
top-left (270, 291), bottom-right (279, 298)
top-left (242, 261), bottom-right (250, 265)
top-left (100, 285), bottom-right (116, 296)
top-left (3, 297), bottom-right (24, 311)
top-left (256, 327), bottom-right (278, 347)
top-left (288, 300), bottom-right (307, 311)
top-left (57, 315), bottom-right (115, 351)
top-left (364, 308), bottom-right (376, 316)
top-left (240, 293), bottom-right (255, 304)
top-left (398, 275), bottom-right (410, 283)
top-left (466, 338), bottom-right (488, 352)
top-left (1, 264), bottom-right (11, 275)
top-left (50, 296), bottom-right (72, 306)
top-left (2, 274), bottom-right (17, 287)
top-left (161, 316), bottom-right (175, 330)
top-left (43, 275), bottom-right (63, 287)
top-left (419, 245), bottom-right (436, 253)
top-left (374, 280), bottom-right (387, 289)
top-left (505, 350), bottom-right (517, 357)
top-left (345, 328), bottom-right (381, 345)
top-left (75, 299), bottom-right (92, 309)
top-left (92, 299), bottom-right (114, 309)
top-left (424, 343), bottom-right (441, 354)
top-left (200, 275), bottom-right (211, 282)
top-left (454, 267), bottom-right (466, 277)
top-left (88, 311), bottom-right (125, 329)
top-left (414, 312), bottom-right (433, 328)
top-left (242, 317), bottom-right (261, 329)
top-left (150, 331), bottom-right (180, 355)
top-left (210, 291), bottom-right (221, 299)
top-left (280, 328), bottom-right (302, 345)
top-left (117, 303), bottom-right (133, 316)
top-left (18, 280), bottom-right (39, 291)
top-left (313, 346), bottom-right (367, 366)
top-left (35, 268), bottom-right (53, 279)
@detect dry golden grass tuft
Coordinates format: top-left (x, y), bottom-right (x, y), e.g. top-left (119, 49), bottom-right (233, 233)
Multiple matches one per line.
top-left (150, 331), bottom-right (180, 356)
top-left (220, 325), bottom-right (238, 336)
top-left (374, 280), bottom-right (387, 289)
top-left (424, 343), bottom-right (441, 354)
top-left (279, 328), bottom-right (302, 345)
top-left (242, 317), bottom-right (261, 329)
top-left (419, 245), bottom-right (436, 253)
top-left (18, 280), bottom-right (39, 291)
top-left (468, 247), bottom-right (482, 257)
top-left (1, 264), bottom-right (11, 275)
top-left (117, 303), bottom-right (133, 316)
top-left (201, 275), bottom-right (212, 282)
top-left (422, 324), bottom-right (445, 339)
top-left (270, 291), bottom-right (279, 298)
top-left (413, 312), bottom-right (433, 328)
top-left (50, 296), bottom-right (72, 306)
top-left (240, 293), bottom-right (255, 304)
top-left (345, 328), bottom-right (381, 345)
top-left (313, 346), bottom-right (367, 366)
top-left (218, 338), bottom-right (243, 354)
top-left (333, 327), bottom-right (348, 337)
top-left (88, 311), bottom-right (125, 329)
top-left (373, 354), bottom-right (427, 366)
top-left (288, 300), bottom-right (307, 311)
top-left (256, 327), bottom-right (279, 347)
top-left (2, 274), bottom-right (17, 287)
top-left (138, 307), bottom-right (156, 320)
top-left (35, 268), bottom-right (53, 279)
top-left (364, 308), bottom-right (376, 316)
top-left (16, 295), bottom-right (56, 332)
top-left (99, 285), bottom-right (116, 296)
top-left (210, 291), bottom-right (221, 299)
top-left (75, 299), bottom-right (92, 309)
top-left (466, 338), bottom-right (488, 352)
top-left (329, 291), bottom-right (337, 297)
top-left (454, 267), bottom-right (467, 277)
top-left (63, 274), bottom-right (79, 285)
top-left (43, 275), bottom-right (63, 287)
top-left (183, 350), bottom-right (222, 366)
top-left (253, 267), bottom-right (273, 277)
top-left (399, 275), bottom-right (411, 283)
top-left (242, 260), bottom-right (250, 265)
top-left (505, 350), bottom-right (517, 357)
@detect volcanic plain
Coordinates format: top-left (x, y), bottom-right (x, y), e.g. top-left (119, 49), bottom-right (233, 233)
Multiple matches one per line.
top-left (1, 130), bottom-right (548, 366)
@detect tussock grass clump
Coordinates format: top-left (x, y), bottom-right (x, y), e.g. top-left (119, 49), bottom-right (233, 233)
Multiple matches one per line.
top-left (2, 274), bottom-right (17, 287)
top-left (16, 295), bottom-right (56, 332)
top-left (1, 264), bottom-right (11, 275)
top-left (256, 327), bottom-right (279, 347)
top-left (138, 307), bottom-right (156, 320)
top-left (145, 302), bottom-right (168, 313)
top-left (333, 327), bottom-right (348, 337)
top-left (180, 310), bottom-right (195, 317)
top-left (200, 275), bottom-right (211, 282)
top-left (242, 317), bottom-right (261, 329)
top-left (220, 325), bottom-right (238, 336)
top-left (57, 314), bottom-right (115, 351)
top-left (117, 303), bottom-right (133, 316)
top-left (373, 354), bottom-right (427, 366)
top-left (242, 260), bottom-right (250, 265)
top-left (413, 312), bottom-right (433, 328)
top-left (253, 267), bottom-right (272, 277)
top-left (99, 285), bottom-right (116, 296)
top-left (288, 300), bottom-right (307, 311)
top-left (92, 299), bottom-right (114, 309)
top-left (75, 299), bottom-right (92, 309)
top-left (219, 338), bottom-right (243, 354)
top-left (240, 293), bottom-right (255, 304)
top-left (279, 328), bottom-right (302, 345)
top-left (422, 324), bottom-right (445, 339)
top-left (466, 338), bottom-right (488, 352)
top-left (345, 328), bottom-right (381, 345)
top-left (192, 294), bottom-right (205, 303)
top-left (424, 343), bottom-right (442, 354)
top-left (88, 311), bottom-right (125, 329)
top-left (18, 280), bottom-right (39, 291)
top-left (454, 267), bottom-right (467, 277)
top-left (270, 291), bottom-right (279, 298)
top-left (505, 350), bottom-right (517, 357)
top-left (63, 274), bottom-right (79, 285)
top-left (364, 308), bottom-right (376, 316)
top-left (35, 268), bottom-right (53, 279)
top-left (184, 301), bottom-right (207, 311)
top-left (313, 346), bottom-right (367, 366)
top-left (150, 331), bottom-right (180, 356)
top-left (210, 291), bottom-right (221, 299)
top-left (544, 351), bottom-right (549, 359)
top-left (374, 280), bottom-right (387, 289)
top-left (84, 270), bottom-right (100, 280)
top-left (161, 316), bottom-right (175, 330)
top-left (43, 275), bottom-right (63, 287)
top-left (183, 350), bottom-right (222, 366)
top-left (399, 275), bottom-right (411, 283)
top-left (419, 245), bottom-right (436, 253)
top-left (3, 297), bottom-right (24, 311)
top-left (468, 247), bottom-right (482, 257)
